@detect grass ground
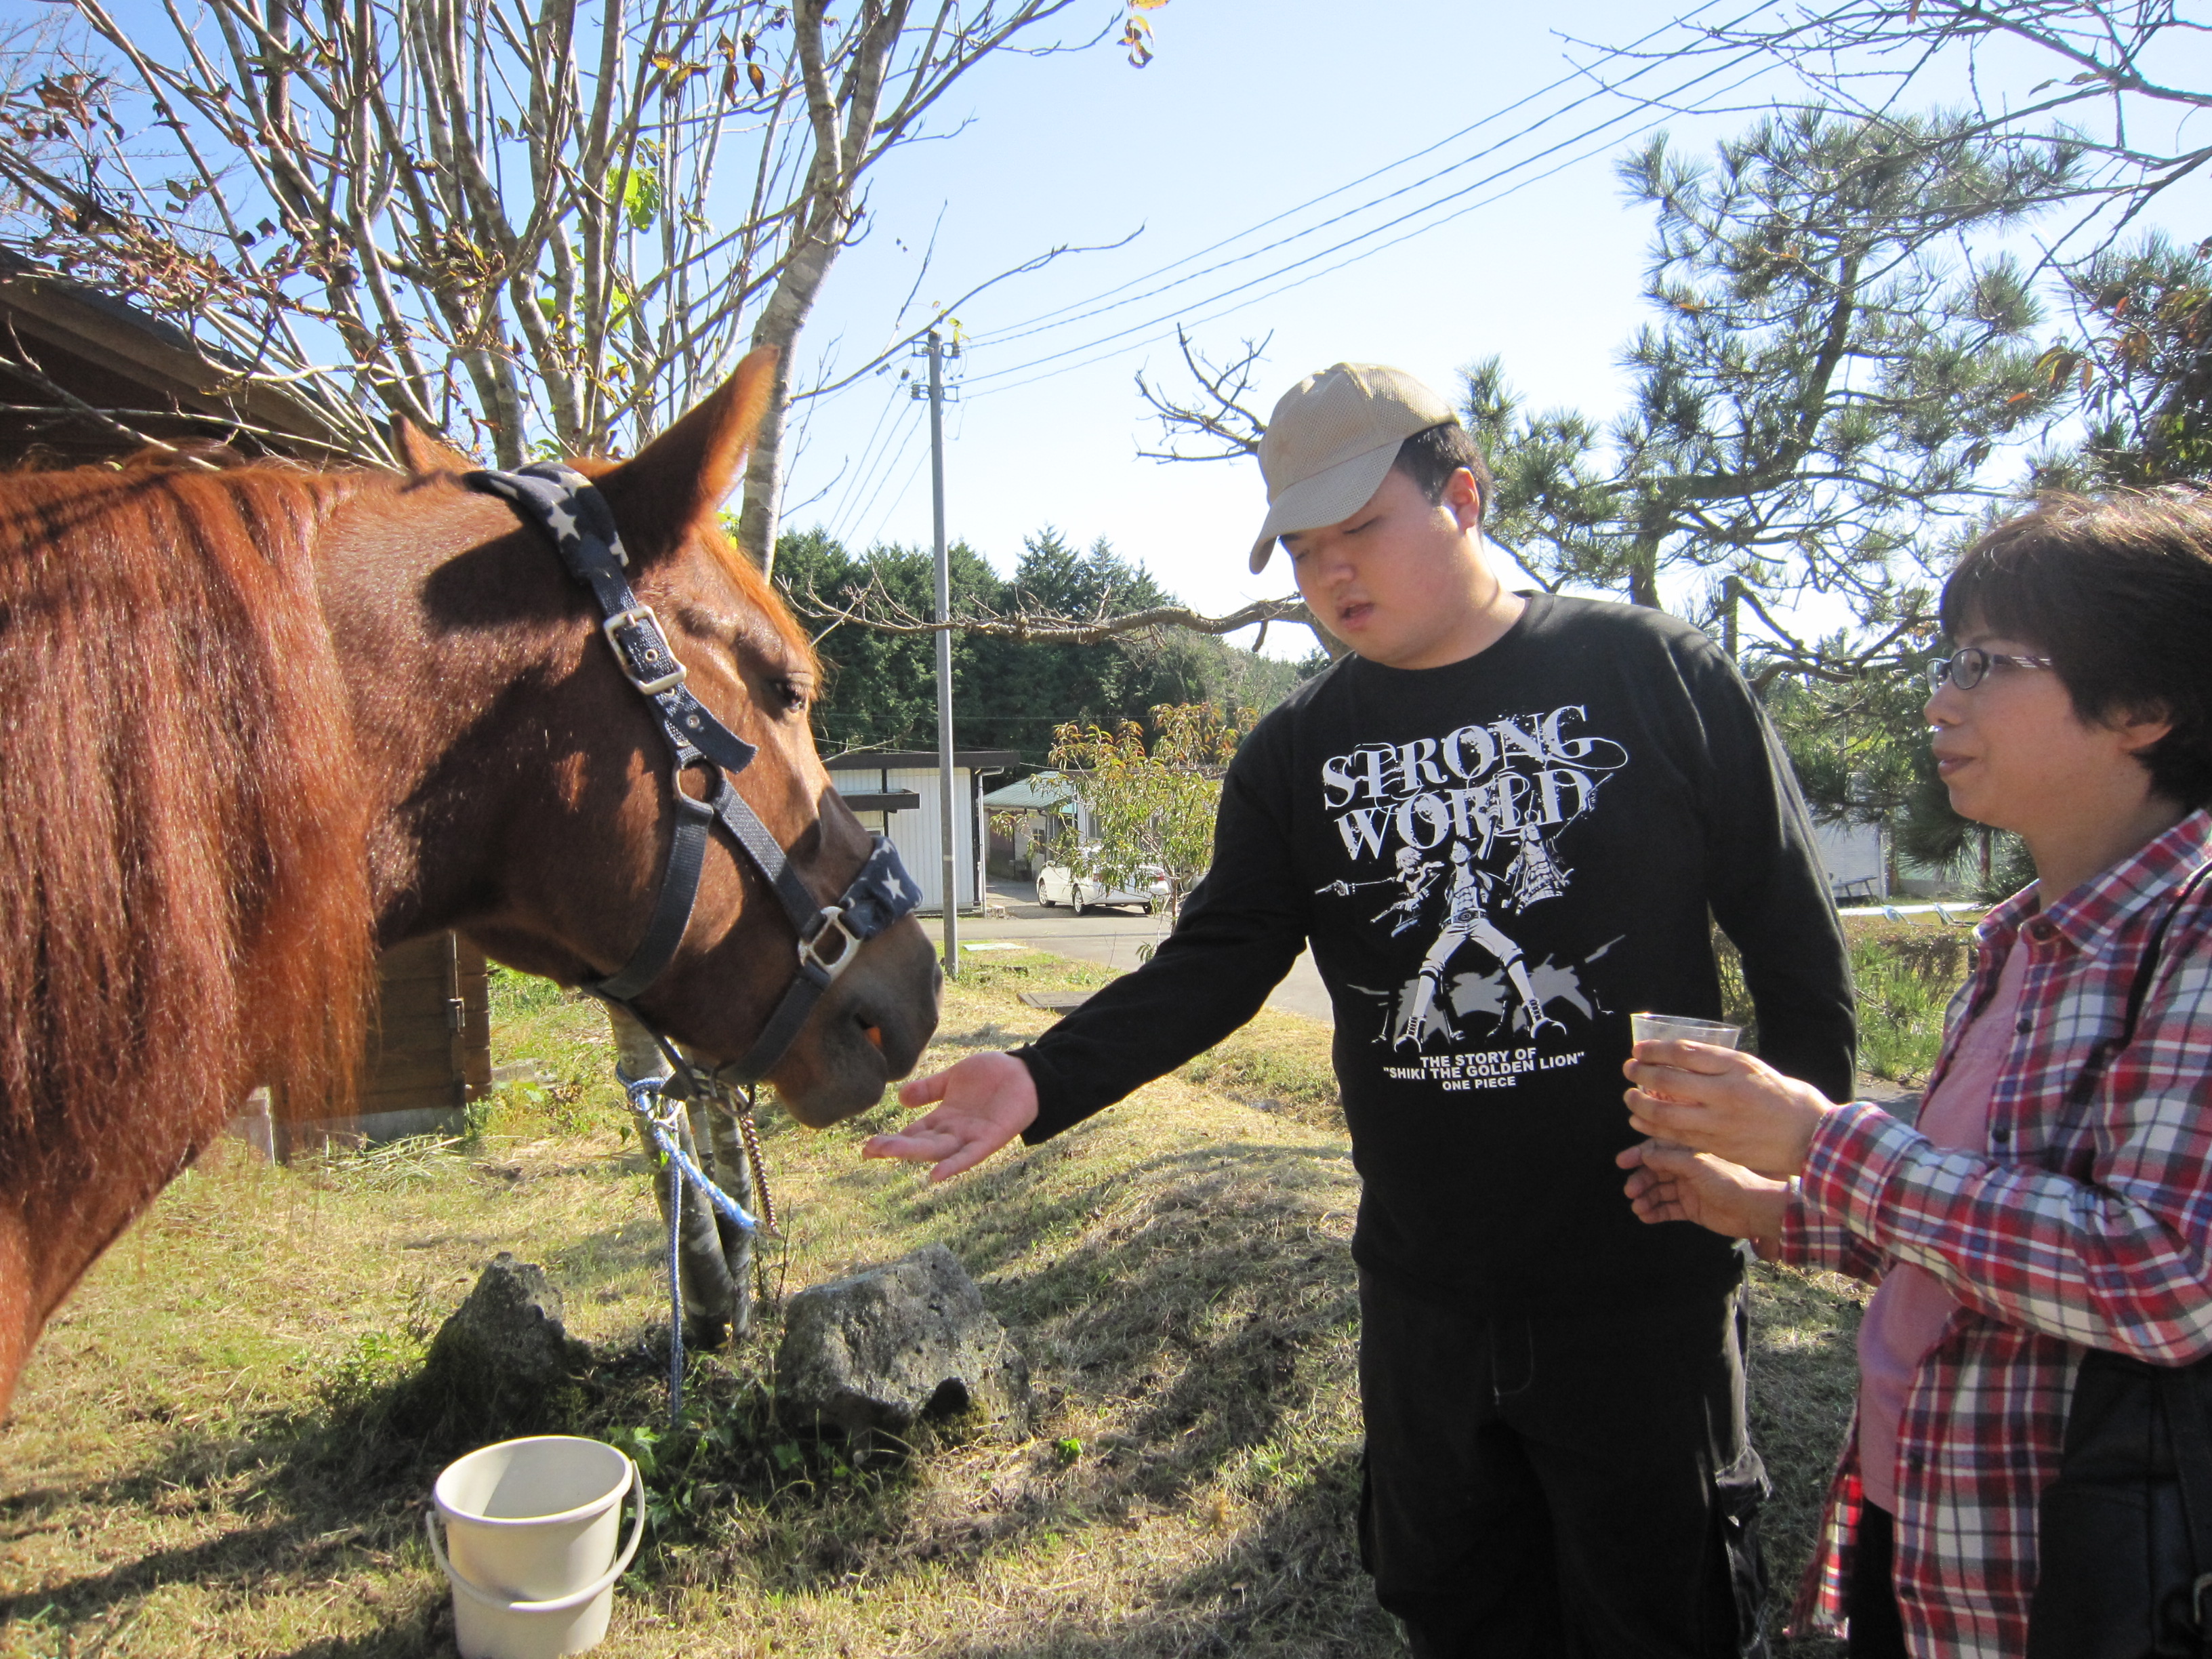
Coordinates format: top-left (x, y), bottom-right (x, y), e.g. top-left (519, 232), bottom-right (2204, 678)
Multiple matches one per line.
top-left (0, 946), bottom-right (1900, 1658)
top-left (1839, 920), bottom-right (1972, 1088)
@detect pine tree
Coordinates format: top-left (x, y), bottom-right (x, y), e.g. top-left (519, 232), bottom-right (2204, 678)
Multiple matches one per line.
top-left (2030, 232), bottom-right (2212, 489)
top-left (1471, 110), bottom-right (2077, 675)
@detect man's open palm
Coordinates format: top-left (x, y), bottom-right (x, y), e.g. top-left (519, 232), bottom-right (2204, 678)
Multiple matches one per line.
top-left (861, 1050), bottom-right (1039, 1182)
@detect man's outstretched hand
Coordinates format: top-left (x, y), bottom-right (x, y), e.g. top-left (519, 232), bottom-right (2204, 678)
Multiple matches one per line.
top-left (861, 1050), bottom-right (1039, 1182)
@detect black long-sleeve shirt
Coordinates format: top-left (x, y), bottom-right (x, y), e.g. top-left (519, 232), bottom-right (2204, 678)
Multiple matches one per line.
top-left (1017, 594), bottom-right (1855, 1315)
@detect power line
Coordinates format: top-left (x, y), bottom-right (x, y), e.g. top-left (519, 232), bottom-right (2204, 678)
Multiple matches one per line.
top-left (823, 350), bottom-right (968, 554)
top-left (823, 373), bottom-right (907, 535)
top-left (861, 420), bottom-right (935, 551)
top-left (794, 7), bottom-right (1780, 550)
top-left (966, 2), bottom-right (1749, 352)
top-left (968, 110), bottom-right (1740, 405)
top-left (819, 373), bottom-right (912, 546)
top-left (834, 410), bottom-right (925, 548)
top-left (967, 87), bottom-right (1588, 350)
top-left (962, 57), bottom-right (1768, 393)
top-left (963, 46), bottom-right (1774, 400)
top-left (968, 26), bottom-right (1740, 359)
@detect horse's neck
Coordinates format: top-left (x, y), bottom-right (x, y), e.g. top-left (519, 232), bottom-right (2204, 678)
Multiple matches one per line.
top-left (314, 485), bottom-right (565, 947)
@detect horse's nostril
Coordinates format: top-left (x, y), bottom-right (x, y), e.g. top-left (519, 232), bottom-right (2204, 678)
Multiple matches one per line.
top-left (861, 1022), bottom-right (885, 1050)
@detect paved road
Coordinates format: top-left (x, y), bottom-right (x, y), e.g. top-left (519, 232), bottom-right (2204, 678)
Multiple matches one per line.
top-left (946, 878), bottom-right (1335, 1023)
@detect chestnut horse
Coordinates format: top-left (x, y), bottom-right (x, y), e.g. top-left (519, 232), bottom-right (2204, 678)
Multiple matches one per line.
top-left (0, 350), bottom-right (941, 1414)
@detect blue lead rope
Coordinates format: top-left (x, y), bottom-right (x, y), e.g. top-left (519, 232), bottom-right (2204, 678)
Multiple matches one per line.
top-left (622, 1073), bottom-right (764, 1424)
top-left (663, 1109), bottom-right (684, 1424)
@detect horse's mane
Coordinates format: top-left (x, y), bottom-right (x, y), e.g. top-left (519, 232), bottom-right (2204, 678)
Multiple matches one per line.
top-left (0, 465), bottom-right (375, 1160)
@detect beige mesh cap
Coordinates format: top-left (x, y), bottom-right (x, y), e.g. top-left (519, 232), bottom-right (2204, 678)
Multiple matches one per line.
top-left (1248, 362), bottom-right (1458, 573)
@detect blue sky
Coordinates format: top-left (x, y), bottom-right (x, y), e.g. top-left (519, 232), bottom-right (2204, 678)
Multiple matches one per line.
top-left (771, 1), bottom-right (2210, 652)
top-left (70, 0), bottom-right (2209, 649)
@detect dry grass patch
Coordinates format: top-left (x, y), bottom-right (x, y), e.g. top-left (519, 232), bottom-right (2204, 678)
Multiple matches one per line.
top-left (1175, 1015), bottom-right (1340, 1132)
top-left (1, 949), bottom-right (1860, 1657)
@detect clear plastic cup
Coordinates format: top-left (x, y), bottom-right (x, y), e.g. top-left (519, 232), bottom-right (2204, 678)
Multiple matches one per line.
top-left (1629, 1014), bottom-right (1743, 1107)
top-left (1629, 1013), bottom-right (1744, 1049)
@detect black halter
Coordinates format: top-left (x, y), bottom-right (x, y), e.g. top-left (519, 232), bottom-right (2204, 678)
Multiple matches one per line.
top-left (466, 462), bottom-right (922, 1086)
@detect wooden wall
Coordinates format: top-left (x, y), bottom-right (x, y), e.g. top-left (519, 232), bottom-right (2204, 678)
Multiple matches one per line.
top-left (359, 932), bottom-right (493, 1130)
top-left (268, 933), bottom-right (493, 1156)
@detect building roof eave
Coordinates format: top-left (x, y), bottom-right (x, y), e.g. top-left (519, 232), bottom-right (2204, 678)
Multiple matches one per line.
top-left (823, 748), bottom-right (1021, 772)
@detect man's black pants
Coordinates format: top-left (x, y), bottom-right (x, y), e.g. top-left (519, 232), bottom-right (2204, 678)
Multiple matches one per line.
top-left (1357, 1267), bottom-right (1771, 1658)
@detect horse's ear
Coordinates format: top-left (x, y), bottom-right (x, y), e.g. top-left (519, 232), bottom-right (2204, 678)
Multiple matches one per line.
top-left (596, 346), bottom-right (777, 560)
top-left (391, 415), bottom-right (476, 478)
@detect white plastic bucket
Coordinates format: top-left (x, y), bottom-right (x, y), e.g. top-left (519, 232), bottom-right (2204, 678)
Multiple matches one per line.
top-left (426, 1435), bottom-right (645, 1659)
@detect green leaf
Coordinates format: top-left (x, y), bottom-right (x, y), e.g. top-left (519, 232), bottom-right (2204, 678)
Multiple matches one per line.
top-left (622, 167), bottom-right (661, 232)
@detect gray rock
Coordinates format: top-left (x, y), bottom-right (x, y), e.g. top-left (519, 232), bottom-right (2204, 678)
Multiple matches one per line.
top-left (426, 1253), bottom-right (589, 1389)
top-left (776, 1244), bottom-right (1028, 1434)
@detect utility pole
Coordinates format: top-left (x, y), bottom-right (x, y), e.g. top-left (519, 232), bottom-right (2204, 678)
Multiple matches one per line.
top-left (912, 329), bottom-right (961, 975)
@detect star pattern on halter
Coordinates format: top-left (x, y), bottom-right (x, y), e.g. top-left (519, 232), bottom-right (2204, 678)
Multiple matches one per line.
top-left (541, 496), bottom-right (583, 550)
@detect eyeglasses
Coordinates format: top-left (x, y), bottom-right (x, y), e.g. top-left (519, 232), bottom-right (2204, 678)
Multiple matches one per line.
top-left (1925, 648), bottom-right (2055, 693)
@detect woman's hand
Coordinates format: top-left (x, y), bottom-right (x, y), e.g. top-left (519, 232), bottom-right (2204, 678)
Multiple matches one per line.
top-left (1616, 1139), bottom-right (1791, 1248)
top-left (1622, 1040), bottom-right (1835, 1179)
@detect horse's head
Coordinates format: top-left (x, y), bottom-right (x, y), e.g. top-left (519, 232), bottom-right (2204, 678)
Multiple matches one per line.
top-left (373, 351), bottom-right (940, 1126)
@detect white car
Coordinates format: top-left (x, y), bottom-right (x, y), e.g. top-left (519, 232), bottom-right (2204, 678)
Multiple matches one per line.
top-left (1034, 857), bottom-right (1170, 915)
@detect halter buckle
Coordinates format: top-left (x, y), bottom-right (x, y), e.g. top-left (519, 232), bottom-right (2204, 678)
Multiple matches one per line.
top-left (797, 905), bottom-right (862, 986)
top-left (602, 605), bottom-right (689, 695)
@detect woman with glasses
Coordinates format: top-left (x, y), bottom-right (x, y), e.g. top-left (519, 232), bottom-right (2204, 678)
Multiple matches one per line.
top-left (1616, 487), bottom-right (2212, 1658)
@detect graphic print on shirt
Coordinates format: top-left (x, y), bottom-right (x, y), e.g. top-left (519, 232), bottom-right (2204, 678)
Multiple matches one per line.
top-left (1313, 703), bottom-right (1628, 1080)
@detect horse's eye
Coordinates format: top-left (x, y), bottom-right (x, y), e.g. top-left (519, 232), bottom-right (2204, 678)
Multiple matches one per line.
top-left (773, 678), bottom-right (809, 714)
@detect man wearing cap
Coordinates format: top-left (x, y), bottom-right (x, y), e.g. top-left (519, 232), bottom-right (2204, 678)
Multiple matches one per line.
top-left (866, 363), bottom-right (1853, 1657)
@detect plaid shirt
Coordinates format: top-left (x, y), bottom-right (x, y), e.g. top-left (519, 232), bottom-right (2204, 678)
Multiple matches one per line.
top-left (1779, 808), bottom-right (2212, 1657)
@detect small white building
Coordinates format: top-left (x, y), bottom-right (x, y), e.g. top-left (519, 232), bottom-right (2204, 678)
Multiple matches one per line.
top-left (981, 769), bottom-right (1090, 876)
top-left (825, 748), bottom-right (1018, 914)
top-left (1814, 819), bottom-right (1887, 901)
top-left (1811, 818), bottom-right (1982, 901)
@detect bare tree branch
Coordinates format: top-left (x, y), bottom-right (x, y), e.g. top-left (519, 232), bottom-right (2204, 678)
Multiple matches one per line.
top-left (735, 0), bottom-right (1101, 573)
top-left (1569, 1), bottom-right (2212, 268)
top-left (1134, 325), bottom-right (1271, 463)
top-left (800, 569), bottom-right (1319, 647)
top-left (2, 0), bottom-right (1116, 497)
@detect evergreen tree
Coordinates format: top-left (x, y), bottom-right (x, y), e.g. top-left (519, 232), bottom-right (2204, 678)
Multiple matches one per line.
top-left (773, 526), bottom-right (1320, 764)
top-left (773, 527), bottom-right (1004, 754)
top-left (1122, 629), bottom-right (1317, 716)
top-left (1766, 655), bottom-right (2033, 902)
top-left (2029, 232), bottom-right (2212, 489)
top-left (1470, 110), bottom-right (2076, 674)
top-left (958, 529), bottom-right (1175, 758)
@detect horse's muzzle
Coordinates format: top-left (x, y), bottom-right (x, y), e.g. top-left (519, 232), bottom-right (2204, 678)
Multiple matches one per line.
top-left (775, 917), bottom-right (941, 1126)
